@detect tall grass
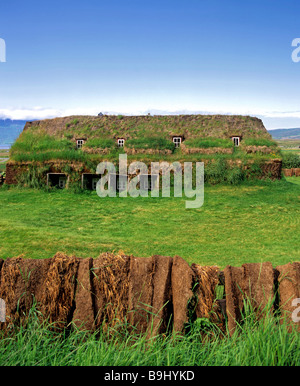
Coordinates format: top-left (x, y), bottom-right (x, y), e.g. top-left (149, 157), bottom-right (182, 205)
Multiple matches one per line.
top-left (125, 137), bottom-right (175, 151)
top-left (9, 130), bottom-right (84, 162)
top-left (281, 152), bottom-right (300, 168)
top-left (184, 137), bottom-right (233, 149)
top-left (11, 149), bottom-right (91, 163)
top-left (0, 305), bottom-right (299, 366)
top-left (83, 138), bottom-right (115, 149)
top-left (10, 130), bottom-right (74, 154)
top-left (243, 138), bottom-right (277, 147)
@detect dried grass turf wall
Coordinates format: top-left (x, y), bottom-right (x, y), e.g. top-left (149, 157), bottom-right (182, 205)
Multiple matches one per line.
top-left (0, 253), bottom-right (299, 335)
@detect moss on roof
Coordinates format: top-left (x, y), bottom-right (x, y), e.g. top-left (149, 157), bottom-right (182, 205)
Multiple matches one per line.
top-left (22, 114), bottom-right (271, 140)
top-left (10, 114), bottom-right (279, 163)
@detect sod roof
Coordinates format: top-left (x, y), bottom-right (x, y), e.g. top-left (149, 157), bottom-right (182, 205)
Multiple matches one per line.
top-left (22, 114), bottom-right (271, 141)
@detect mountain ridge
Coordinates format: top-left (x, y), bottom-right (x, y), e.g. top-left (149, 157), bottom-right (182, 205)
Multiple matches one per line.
top-left (268, 128), bottom-right (300, 139)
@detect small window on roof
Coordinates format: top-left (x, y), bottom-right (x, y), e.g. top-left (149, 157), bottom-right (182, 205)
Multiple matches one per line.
top-left (76, 139), bottom-right (84, 149)
top-left (173, 137), bottom-right (182, 148)
top-left (232, 136), bottom-right (240, 147)
top-left (117, 138), bottom-right (125, 147)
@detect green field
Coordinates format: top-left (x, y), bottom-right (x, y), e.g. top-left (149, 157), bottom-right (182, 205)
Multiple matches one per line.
top-left (277, 139), bottom-right (300, 155)
top-left (0, 149), bottom-right (9, 172)
top-left (0, 179), bottom-right (299, 267)
top-left (1, 179), bottom-right (300, 366)
top-left (0, 149), bottom-right (8, 172)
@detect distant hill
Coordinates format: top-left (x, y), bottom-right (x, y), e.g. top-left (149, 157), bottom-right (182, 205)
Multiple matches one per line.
top-left (268, 128), bottom-right (300, 140)
top-left (0, 119), bottom-right (27, 147)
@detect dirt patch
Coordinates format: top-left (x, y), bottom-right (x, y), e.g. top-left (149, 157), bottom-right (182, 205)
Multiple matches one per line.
top-left (294, 168), bottom-right (300, 177)
top-left (243, 145), bottom-right (274, 154)
top-left (150, 255), bottom-right (173, 335)
top-left (171, 255), bottom-right (195, 332)
top-left (181, 145), bottom-right (233, 155)
top-left (125, 148), bottom-right (173, 155)
top-left (1, 253), bottom-right (299, 336)
top-left (92, 252), bottom-right (131, 330)
top-left (260, 159), bottom-right (282, 180)
top-left (243, 263), bottom-right (275, 312)
top-left (128, 256), bottom-right (155, 333)
top-left (223, 265), bottom-right (244, 335)
top-left (0, 256), bottom-right (51, 328)
top-left (41, 252), bottom-right (79, 329)
top-left (72, 257), bottom-right (94, 331)
top-left (276, 262), bottom-right (300, 332)
top-left (191, 264), bottom-right (224, 329)
top-left (282, 168), bottom-right (294, 177)
top-left (224, 262), bottom-right (275, 335)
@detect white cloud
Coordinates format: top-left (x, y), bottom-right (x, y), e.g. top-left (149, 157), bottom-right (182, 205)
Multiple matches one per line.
top-left (259, 111), bottom-right (300, 119)
top-left (1, 106), bottom-right (300, 126)
top-left (0, 107), bottom-right (62, 120)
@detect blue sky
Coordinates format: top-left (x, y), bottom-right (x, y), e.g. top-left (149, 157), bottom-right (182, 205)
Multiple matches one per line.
top-left (0, 0), bottom-right (300, 128)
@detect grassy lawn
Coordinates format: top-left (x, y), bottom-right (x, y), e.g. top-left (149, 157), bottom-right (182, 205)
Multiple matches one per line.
top-left (0, 150), bottom-right (8, 172)
top-left (1, 179), bottom-right (299, 367)
top-left (0, 309), bottom-right (299, 366)
top-left (0, 179), bottom-right (299, 267)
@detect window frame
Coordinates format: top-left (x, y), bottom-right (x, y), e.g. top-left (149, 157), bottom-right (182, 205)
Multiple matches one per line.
top-left (173, 136), bottom-right (182, 148)
top-left (232, 136), bottom-right (240, 147)
top-left (76, 139), bottom-right (84, 149)
top-left (117, 138), bottom-right (125, 148)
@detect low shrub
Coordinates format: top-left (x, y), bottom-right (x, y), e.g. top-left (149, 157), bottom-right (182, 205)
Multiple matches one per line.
top-left (16, 164), bottom-right (50, 189)
top-left (10, 130), bottom-right (74, 155)
top-left (243, 138), bottom-right (277, 147)
top-left (83, 138), bottom-right (115, 149)
top-left (281, 152), bottom-right (300, 168)
top-left (125, 137), bottom-right (175, 151)
top-left (204, 159), bottom-right (247, 185)
top-left (11, 149), bottom-right (89, 163)
top-left (204, 159), bottom-right (229, 184)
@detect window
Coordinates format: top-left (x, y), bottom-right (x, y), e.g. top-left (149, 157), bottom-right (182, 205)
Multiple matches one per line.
top-left (47, 173), bottom-right (67, 188)
top-left (108, 174), bottom-right (128, 192)
top-left (117, 138), bottom-right (125, 147)
top-left (232, 137), bottom-right (240, 147)
top-left (140, 175), bottom-right (149, 191)
top-left (173, 137), bottom-right (182, 148)
top-left (139, 174), bottom-right (159, 191)
top-left (92, 178), bottom-right (99, 191)
top-left (76, 139), bottom-right (84, 149)
top-left (58, 177), bottom-right (67, 189)
top-left (117, 176), bottom-right (127, 191)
